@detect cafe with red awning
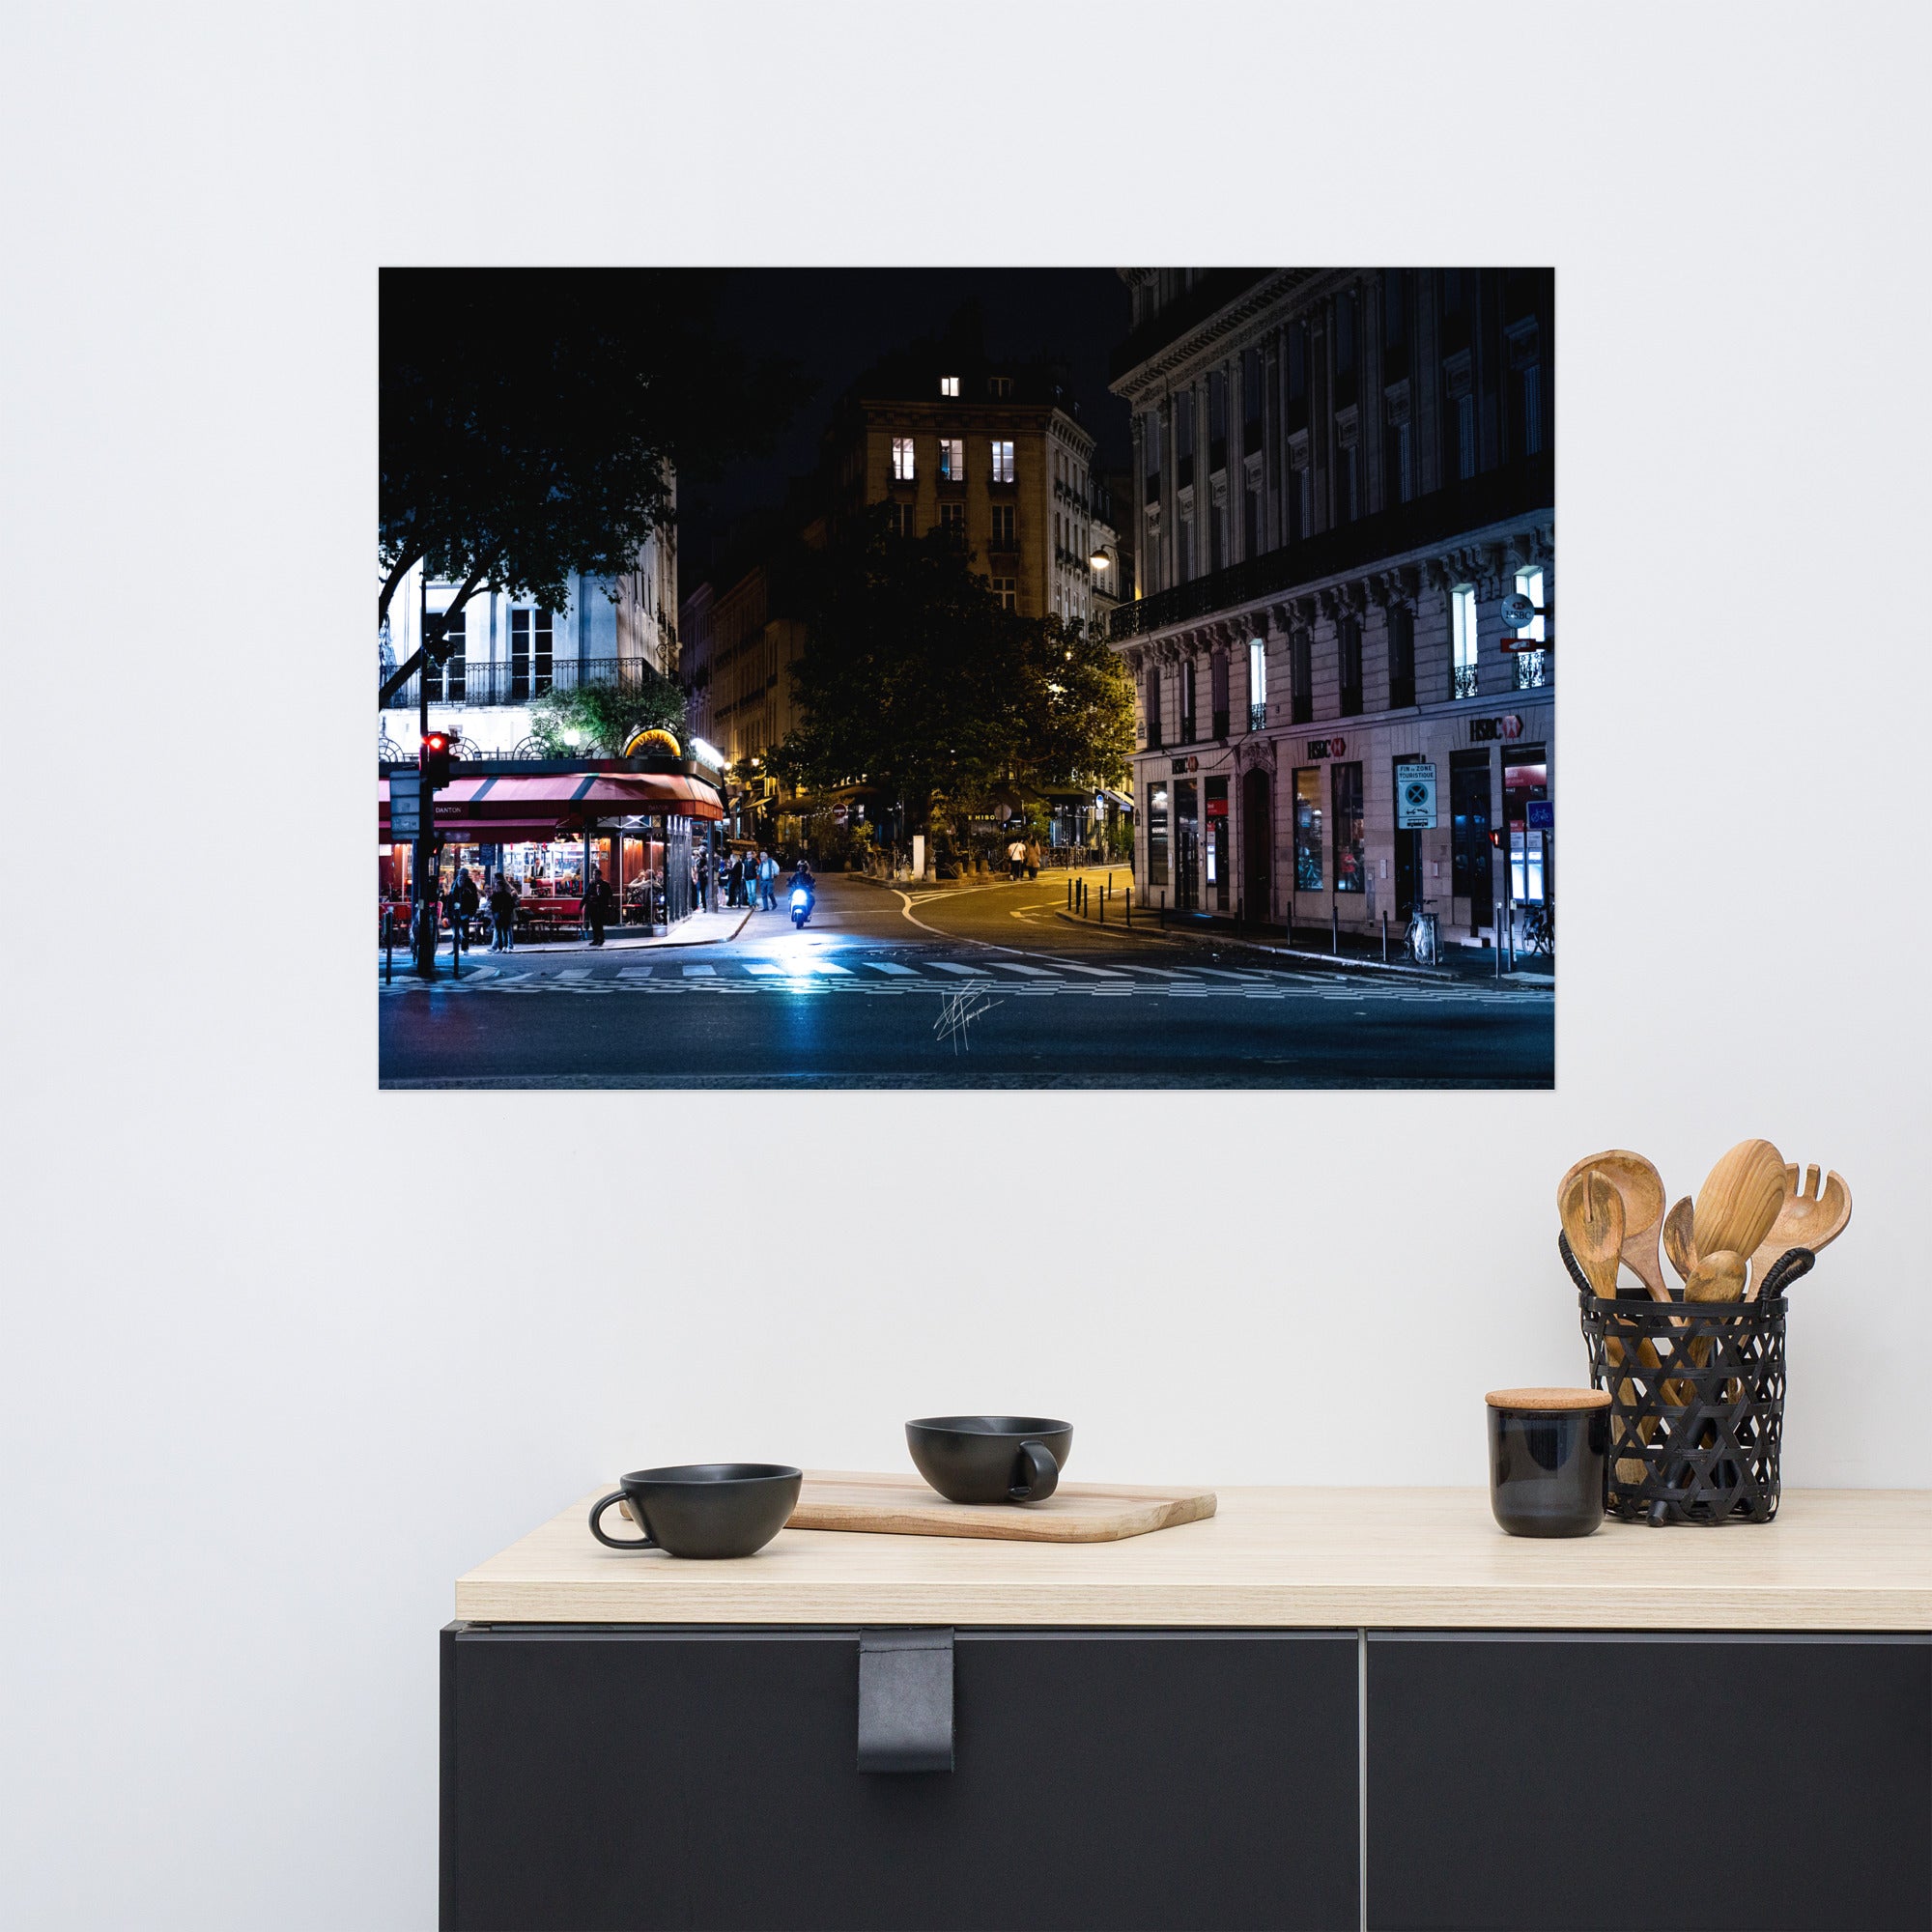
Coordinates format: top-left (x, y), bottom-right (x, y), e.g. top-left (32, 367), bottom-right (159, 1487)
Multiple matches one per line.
top-left (380, 759), bottom-right (725, 935)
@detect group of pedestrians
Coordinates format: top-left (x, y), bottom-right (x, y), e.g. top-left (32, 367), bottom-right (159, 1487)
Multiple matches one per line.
top-left (724, 848), bottom-right (781, 911)
top-left (1005, 836), bottom-right (1043, 881)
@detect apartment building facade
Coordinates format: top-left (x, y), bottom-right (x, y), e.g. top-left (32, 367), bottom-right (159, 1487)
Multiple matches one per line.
top-left (1110, 268), bottom-right (1553, 948)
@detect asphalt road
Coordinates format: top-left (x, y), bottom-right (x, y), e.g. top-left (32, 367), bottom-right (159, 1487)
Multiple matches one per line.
top-left (378, 874), bottom-right (1554, 1089)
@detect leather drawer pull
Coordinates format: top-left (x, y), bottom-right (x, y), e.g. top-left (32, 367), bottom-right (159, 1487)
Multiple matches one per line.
top-left (857, 1629), bottom-right (954, 1774)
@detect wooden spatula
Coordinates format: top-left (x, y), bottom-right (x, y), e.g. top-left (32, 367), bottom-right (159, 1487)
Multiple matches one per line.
top-left (1560, 1169), bottom-right (1649, 1482)
top-left (1662, 1197), bottom-right (1698, 1286)
top-left (1692, 1140), bottom-right (1787, 1269)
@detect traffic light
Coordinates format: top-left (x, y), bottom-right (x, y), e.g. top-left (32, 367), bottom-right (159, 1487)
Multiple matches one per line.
top-left (420, 730), bottom-right (453, 789)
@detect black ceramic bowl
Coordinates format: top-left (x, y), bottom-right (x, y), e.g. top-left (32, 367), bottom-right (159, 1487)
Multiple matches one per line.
top-left (906, 1416), bottom-right (1073, 1505)
top-left (1485, 1389), bottom-right (1607, 1538)
top-left (588, 1463), bottom-right (802, 1558)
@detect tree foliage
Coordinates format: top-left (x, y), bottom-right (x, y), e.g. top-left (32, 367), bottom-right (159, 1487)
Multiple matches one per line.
top-left (528, 675), bottom-right (688, 758)
top-left (768, 515), bottom-right (1135, 838)
top-left (380, 270), bottom-right (807, 634)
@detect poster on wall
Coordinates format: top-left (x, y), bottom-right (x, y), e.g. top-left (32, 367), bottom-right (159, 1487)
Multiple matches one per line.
top-left (377, 268), bottom-right (1553, 1089)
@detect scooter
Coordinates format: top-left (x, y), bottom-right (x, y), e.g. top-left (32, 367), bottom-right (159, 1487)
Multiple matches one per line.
top-left (789, 883), bottom-right (814, 929)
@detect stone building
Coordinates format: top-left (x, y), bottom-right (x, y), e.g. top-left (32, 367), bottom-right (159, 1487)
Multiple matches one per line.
top-left (1109, 269), bottom-right (1553, 950)
top-left (379, 510), bottom-right (678, 760)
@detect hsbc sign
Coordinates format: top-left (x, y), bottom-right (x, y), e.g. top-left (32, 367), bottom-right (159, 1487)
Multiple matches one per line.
top-left (1304, 736), bottom-right (1348, 759)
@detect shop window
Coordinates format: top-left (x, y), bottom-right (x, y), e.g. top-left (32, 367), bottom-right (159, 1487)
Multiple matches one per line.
top-left (892, 436), bottom-right (916, 481)
top-left (1174, 779), bottom-right (1199, 913)
top-left (1248, 637), bottom-right (1267, 729)
top-left (1331, 761), bottom-right (1365, 893)
top-left (1451, 583), bottom-right (1480, 698)
top-left (1503, 745), bottom-right (1549, 903)
top-left (1450, 749), bottom-right (1493, 922)
top-left (1293, 767), bottom-right (1324, 891)
top-left (939, 437), bottom-right (965, 481)
top-left (1512, 565), bottom-right (1548, 691)
top-left (989, 440), bottom-right (1015, 484)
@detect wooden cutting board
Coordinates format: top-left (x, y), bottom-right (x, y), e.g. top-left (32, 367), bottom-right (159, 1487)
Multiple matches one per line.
top-left (785, 1470), bottom-right (1217, 1544)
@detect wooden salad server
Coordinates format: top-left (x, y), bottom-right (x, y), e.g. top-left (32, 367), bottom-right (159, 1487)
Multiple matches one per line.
top-left (1692, 1140), bottom-right (1787, 1270)
top-left (1747, 1166), bottom-right (1852, 1299)
top-left (1557, 1150), bottom-right (1669, 1301)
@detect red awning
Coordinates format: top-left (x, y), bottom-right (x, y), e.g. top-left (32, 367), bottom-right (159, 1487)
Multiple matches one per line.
top-left (380, 770), bottom-right (723, 840)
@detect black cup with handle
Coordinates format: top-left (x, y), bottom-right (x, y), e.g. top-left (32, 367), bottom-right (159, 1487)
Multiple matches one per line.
top-left (905, 1416), bottom-right (1072, 1505)
top-left (587, 1463), bottom-right (803, 1559)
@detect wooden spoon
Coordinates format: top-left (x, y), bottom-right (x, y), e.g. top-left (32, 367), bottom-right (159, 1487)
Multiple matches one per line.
top-left (1662, 1197), bottom-right (1697, 1286)
top-left (1747, 1165), bottom-right (1852, 1299)
top-left (1692, 1140), bottom-right (1787, 1266)
top-left (1684, 1249), bottom-right (1747, 1304)
top-left (1557, 1151), bottom-right (1669, 1301)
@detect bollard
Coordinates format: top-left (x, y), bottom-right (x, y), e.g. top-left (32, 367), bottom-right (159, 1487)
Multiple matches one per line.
top-left (1382, 911), bottom-right (1389, 964)
top-left (1332, 905), bottom-right (1340, 954)
top-left (452, 914), bottom-right (462, 980)
top-left (1098, 885), bottom-right (1104, 924)
top-left (384, 912), bottom-right (393, 986)
top-left (1126, 886), bottom-right (1132, 928)
top-left (1065, 877), bottom-right (1072, 910)
top-left (1495, 901), bottom-right (1504, 979)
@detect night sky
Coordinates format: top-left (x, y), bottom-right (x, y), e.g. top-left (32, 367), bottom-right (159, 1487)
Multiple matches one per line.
top-left (683, 268), bottom-right (1131, 570)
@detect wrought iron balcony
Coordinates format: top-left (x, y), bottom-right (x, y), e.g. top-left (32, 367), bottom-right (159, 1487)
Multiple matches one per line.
top-left (1513, 650), bottom-right (1549, 690)
top-left (1107, 452), bottom-right (1553, 643)
top-left (1249, 700), bottom-right (1267, 731)
top-left (1452, 664), bottom-right (1481, 700)
top-left (383, 655), bottom-right (673, 711)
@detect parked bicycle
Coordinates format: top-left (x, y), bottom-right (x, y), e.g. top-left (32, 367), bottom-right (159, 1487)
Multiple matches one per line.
top-left (1404, 900), bottom-right (1439, 967)
top-left (1520, 897), bottom-right (1554, 958)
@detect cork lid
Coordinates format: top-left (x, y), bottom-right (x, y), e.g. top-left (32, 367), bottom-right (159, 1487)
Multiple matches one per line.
top-left (1485, 1386), bottom-right (1611, 1411)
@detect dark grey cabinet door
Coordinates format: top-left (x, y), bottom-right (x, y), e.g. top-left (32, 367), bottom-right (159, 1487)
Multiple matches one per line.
top-left (1367, 1633), bottom-right (1932, 1931)
top-left (442, 1625), bottom-right (1359, 1932)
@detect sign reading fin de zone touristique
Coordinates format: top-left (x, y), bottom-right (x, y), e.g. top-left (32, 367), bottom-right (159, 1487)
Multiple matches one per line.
top-left (1394, 762), bottom-right (1436, 830)
top-left (388, 771), bottom-right (422, 838)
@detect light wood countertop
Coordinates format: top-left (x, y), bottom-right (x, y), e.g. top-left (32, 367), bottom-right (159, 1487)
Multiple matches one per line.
top-left (455, 1482), bottom-right (1932, 1632)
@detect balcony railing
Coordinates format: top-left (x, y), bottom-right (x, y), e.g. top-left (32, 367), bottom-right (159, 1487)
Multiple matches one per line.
top-left (1108, 452), bottom-right (1553, 643)
top-left (1249, 700), bottom-right (1267, 732)
top-left (384, 655), bottom-right (672, 711)
top-left (1452, 664), bottom-right (1481, 700)
top-left (1513, 650), bottom-right (1549, 690)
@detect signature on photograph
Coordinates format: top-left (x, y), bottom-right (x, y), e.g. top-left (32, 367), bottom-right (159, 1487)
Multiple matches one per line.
top-left (933, 985), bottom-right (1003, 1054)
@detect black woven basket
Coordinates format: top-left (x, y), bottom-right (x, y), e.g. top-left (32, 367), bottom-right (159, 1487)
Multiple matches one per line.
top-left (1561, 1234), bottom-right (1812, 1525)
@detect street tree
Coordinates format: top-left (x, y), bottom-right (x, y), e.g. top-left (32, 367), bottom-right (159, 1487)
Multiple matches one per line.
top-left (768, 516), bottom-right (1135, 853)
top-left (379, 270), bottom-right (806, 694)
top-left (528, 674), bottom-right (687, 758)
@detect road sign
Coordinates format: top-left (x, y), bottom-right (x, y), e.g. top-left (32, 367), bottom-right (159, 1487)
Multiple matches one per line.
top-left (388, 772), bottom-right (422, 838)
top-left (1395, 762), bottom-right (1436, 830)
top-left (1526, 799), bottom-right (1553, 831)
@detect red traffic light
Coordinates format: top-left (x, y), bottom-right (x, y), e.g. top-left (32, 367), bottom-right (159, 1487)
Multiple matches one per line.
top-left (419, 731), bottom-right (453, 788)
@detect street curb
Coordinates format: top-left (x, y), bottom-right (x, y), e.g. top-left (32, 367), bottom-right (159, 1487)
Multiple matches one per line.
top-left (1047, 908), bottom-right (1509, 986)
top-left (434, 910), bottom-right (753, 957)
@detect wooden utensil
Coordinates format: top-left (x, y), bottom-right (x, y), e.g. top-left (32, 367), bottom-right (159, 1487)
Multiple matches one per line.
top-left (1692, 1139), bottom-right (1787, 1268)
top-left (1662, 1197), bottom-right (1698, 1286)
top-left (1747, 1165), bottom-right (1853, 1299)
top-left (1559, 1168), bottom-right (1624, 1296)
top-left (1560, 1170), bottom-right (1649, 1482)
top-left (1557, 1151), bottom-right (1670, 1301)
top-left (1684, 1249), bottom-right (1747, 1304)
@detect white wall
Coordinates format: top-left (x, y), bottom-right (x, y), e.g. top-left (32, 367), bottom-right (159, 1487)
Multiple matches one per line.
top-left (6, 5), bottom-right (1929, 1929)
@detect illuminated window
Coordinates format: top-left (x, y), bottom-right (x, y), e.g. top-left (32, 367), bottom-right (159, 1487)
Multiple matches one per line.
top-left (1512, 565), bottom-right (1548, 691)
top-left (939, 375), bottom-right (959, 397)
top-left (1452, 582), bottom-right (1480, 699)
top-left (892, 436), bottom-right (915, 481)
top-left (992, 577), bottom-right (1015, 610)
top-left (1248, 638), bottom-right (1267, 728)
top-left (989, 440), bottom-right (1015, 483)
top-left (939, 437), bottom-right (964, 481)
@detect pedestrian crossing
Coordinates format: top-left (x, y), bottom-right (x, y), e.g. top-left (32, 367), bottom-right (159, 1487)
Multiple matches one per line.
top-left (380, 951), bottom-right (1545, 1007)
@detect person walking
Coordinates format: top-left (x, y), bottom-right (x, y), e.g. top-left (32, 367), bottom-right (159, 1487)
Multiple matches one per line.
top-left (757, 848), bottom-right (780, 911)
top-left (583, 867), bottom-right (612, 947)
top-left (1006, 834), bottom-right (1026, 881)
top-left (1024, 838), bottom-right (1041, 882)
top-left (727, 852), bottom-right (745, 908)
top-left (489, 872), bottom-right (517, 952)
